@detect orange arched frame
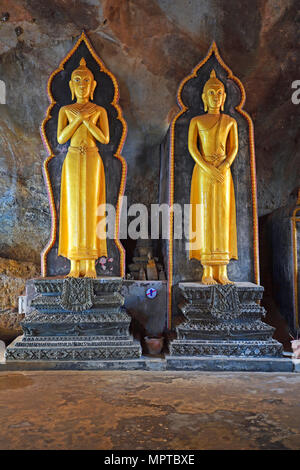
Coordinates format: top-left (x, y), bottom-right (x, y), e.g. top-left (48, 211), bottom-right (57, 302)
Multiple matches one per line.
top-left (167, 42), bottom-right (260, 327)
top-left (40, 31), bottom-right (127, 278)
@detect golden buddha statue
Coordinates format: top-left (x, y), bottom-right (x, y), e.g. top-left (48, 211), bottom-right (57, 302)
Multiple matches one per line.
top-left (188, 70), bottom-right (238, 285)
top-left (57, 58), bottom-right (109, 278)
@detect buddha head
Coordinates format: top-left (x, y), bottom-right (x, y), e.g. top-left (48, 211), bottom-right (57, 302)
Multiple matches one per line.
top-left (69, 58), bottom-right (97, 101)
top-left (202, 69), bottom-right (226, 112)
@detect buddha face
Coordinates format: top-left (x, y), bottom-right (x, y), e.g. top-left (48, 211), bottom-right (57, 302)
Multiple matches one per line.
top-left (69, 70), bottom-right (96, 101)
top-left (202, 84), bottom-right (226, 112)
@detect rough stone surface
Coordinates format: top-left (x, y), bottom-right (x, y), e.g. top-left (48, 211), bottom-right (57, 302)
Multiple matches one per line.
top-left (0, 370), bottom-right (300, 449)
top-left (0, 257), bottom-right (39, 338)
top-left (165, 356), bottom-right (293, 372)
top-left (0, 257), bottom-right (38, 311)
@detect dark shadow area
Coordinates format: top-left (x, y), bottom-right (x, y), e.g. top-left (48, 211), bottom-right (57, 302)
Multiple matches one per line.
top-left (259, 214), bottom-right (293, 352)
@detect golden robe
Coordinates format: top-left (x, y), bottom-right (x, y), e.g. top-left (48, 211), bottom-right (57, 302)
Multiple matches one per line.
top-left (189, 114), bottom-right (238, 264)
top-left (58, 145), bottom-right (107, 260)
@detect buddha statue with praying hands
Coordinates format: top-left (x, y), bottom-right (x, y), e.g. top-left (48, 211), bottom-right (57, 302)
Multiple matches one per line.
top-left (57, 58), bottom-right (109, 278)
top-left (188, 70), bottom-right (238, 285)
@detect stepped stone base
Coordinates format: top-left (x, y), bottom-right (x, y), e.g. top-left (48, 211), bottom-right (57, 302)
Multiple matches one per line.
top-left (0, 351), bottom-right (294, 371)
top-left (165, 355), bottom-right (293, 372)
top-left (2, 335), bottom-right (146, 370)
top-left (5, 277), bottom-right (142, 363)
top-left (167, 282), bottom-right (285, 369)
top-left (169, 339), bottom-right (282, 358)
top-left (6, 335), bottom-right (141, 361)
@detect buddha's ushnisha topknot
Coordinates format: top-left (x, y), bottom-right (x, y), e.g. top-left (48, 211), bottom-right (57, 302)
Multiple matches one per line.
top-left (203, 69), bottom-right (224, 93)
top-left (71, 57), bottom-right (94, 80)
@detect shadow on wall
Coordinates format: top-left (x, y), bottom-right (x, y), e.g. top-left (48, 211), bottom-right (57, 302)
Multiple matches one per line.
top-left (259, 208), bottom-right (295, 352)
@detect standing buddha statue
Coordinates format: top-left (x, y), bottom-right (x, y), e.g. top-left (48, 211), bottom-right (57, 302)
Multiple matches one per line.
top-left (188, 70), bottom-right (238, 284)
top-left (57, 58), bottom-right (109, 278)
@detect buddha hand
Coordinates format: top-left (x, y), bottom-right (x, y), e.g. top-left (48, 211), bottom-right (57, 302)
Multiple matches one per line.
top-left (208, 164), bottom-right (224, 184)
top-left (218, 160), bottom-right (230, 172)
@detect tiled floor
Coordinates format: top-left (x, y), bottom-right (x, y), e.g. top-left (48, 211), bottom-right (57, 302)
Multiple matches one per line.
top-left (0, 370), bottom-right (299, 450)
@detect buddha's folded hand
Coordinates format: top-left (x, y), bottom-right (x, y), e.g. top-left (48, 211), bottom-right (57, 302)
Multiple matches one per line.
top-left (80, 109), bottom-right (95, 121)
top-left (208, 164), bottom-right (224, 183)
top-left (218, 160), bottom-right (230, 172)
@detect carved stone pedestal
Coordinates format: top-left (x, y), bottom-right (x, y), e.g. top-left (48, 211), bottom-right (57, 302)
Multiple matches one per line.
top-left (166, 282), bottom-right (293, 371)
top-left (5, 277), bottom-right (143, 366)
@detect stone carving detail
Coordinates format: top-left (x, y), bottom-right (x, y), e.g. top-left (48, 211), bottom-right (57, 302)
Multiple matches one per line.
top-left (179, 319), bottom-right (272, 334)
top-left (210, 285), bottom-right (241, 319)
top-left (31, 294), bottom-right (124, 313)
top-left (6, 278), bottom-right (141, 362)
top-left (33, 278), bottom-right (123, 294)
top-left (6, 345), bottom-right (141, 361)
top-left (24, 310), bottom-right (131, 324)
top-left (168, 282), bottom-right (283, 358)
top-left (170, 340), bottom-right (282, 358)
top-left (34, 281), bottom-right (62, 294)
top-left (60, 278), bottom-right (94, 312)
top-left (21, 335), bottom-right (131, 342)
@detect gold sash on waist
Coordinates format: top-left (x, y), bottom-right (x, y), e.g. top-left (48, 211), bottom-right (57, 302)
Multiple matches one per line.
top-left (204, 153), bottom-right (226, 165)
top-left (68, 145), bottom-right (99, 156)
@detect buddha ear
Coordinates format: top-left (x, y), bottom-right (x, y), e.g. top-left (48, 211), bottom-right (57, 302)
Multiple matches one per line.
top-left (69, 80), bottom-right (75, 101)
top-left (202, 93), bottom-right (207, 112)
top-left (90, 80), bottom-right (97, 101)
top-left (221, 92), bottom-right (226, 111)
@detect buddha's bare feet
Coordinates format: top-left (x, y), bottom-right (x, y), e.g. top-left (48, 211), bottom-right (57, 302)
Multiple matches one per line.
top-left (67, 270), bottom-right (80, 278)
top-left (201, 266), bottom-right (217, 285)
top-left (217, 274), bottom-right (234, 285)
top-left (84, 261), bottom-right (97, 278)
top-left (79, 260), bottom-right (86, 277)
top-left (67, 260), bottom-right (80, 277)
top-left (214, 266), bottom-right (234, 285)
top-left (84, 270), bottom-right (97, 279)
top-left (201, 276), bottom-right (217, 285)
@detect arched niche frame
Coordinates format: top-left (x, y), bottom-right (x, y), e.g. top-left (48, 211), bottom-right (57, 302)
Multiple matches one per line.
top-left (167, 42), bottom-right (260, 324)
top-left (40, 32), bottom-right (127, 278)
